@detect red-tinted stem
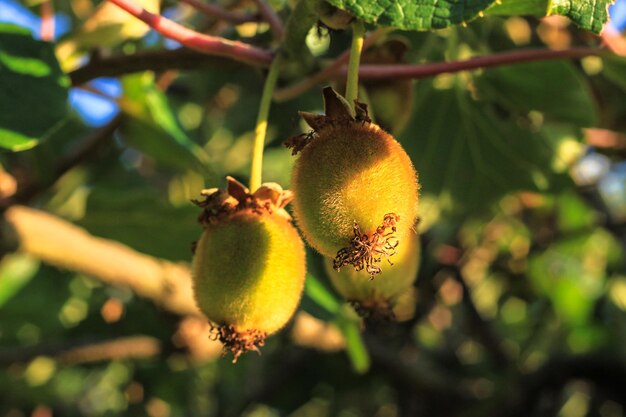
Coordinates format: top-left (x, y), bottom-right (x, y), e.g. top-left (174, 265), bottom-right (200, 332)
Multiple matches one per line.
top-left (355, 47), bottom-right (604, 80)
top-left (107, 0), bottom-right (273, 66)
top-left (40, 0), bottom-right (55, 41)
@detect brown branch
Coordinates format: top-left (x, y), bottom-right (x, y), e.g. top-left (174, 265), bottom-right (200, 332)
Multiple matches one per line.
top-left (69, 48), bottom-right (252, 86)
top-left (274, 46), bottom-right (606, 101)
top-left (2, 205), bottom-right (198, 316)
top-left (355, 46), bottom-right (605, 80)
top-left (0, 205), bottom-right (344, 352)
top-left (179, 0), bottom-right (261, 25)
top-left (107, 0), bottom-right (273, 66)
top-left (0, 336), bottom-right (161, 366)
top-left (252, 0), bottom-right (284, 41)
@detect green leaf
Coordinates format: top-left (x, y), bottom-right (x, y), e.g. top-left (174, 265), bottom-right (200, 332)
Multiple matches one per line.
top-left (550, 0), bottom-right (615, 34)
top-left (484, 0), bottom-right (615, 34)
top-left (603, 56), bottom-right (626, 93)
top-left (401, 78), bottom-right (573, 215)
top-left (324, 0), bottom-right (496, 31)
top-left (335, 313), bottom-right (371, 374)
top-left (0, 255), bottom-right (40, 308)
top-left (476, 61), bottom-right (598, 127)
top-left (528, 230), bottom-right (618, 325)
top-left (304, 274), bottom-right (370, 373)
top-left (485, 0), bottom-right (550, 16)
top-left (304, 273), bottom-right (341, 314)
top-left (120, 73), bottom-right (212, 176)
top-left (78, 184), bottom-right (201, 261)
top-left (0, 23), bottom-right (69, 151)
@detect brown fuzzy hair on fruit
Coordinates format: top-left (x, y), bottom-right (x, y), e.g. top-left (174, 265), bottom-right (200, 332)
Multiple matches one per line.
top-left (286, 87), bottom-right (419, 278)
top-left (324, 231), bottom-right (420, 321)
top-left (191, 177), bottom-right (306, 362)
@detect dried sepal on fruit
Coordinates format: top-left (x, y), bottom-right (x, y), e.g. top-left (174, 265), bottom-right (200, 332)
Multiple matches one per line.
top-left (191, 177), bottom-right (305, 362)
top-left (287, 87), bottom-right (419, 278)
top-left (324, 232), bottom-right (420, 321)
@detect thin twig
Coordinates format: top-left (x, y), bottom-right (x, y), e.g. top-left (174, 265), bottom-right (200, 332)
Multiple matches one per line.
top-left (107, 0), bottom-right (273, 66)
top-left (180, 0), bottom-right (261, 24)
top-left (274, 45), bottom-right (606, 101)
top-left (252, 0), bottom-right (284, 40)
top-left (355, 46), bottom-right (605, 79)
top-left (69, 48), bottom-right (254, 86)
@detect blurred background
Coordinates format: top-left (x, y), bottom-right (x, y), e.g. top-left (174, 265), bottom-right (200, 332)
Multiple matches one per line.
top-left (1, 0), bottom-right (626, 416)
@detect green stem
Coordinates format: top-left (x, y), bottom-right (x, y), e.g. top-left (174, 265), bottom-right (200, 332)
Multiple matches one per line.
top-left (249, 55), bottom-right (282, 192)
top-left (345, 20), bottom-right (365, 113)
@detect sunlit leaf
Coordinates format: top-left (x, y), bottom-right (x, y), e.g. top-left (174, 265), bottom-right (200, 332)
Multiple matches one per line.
top-left (485, 0), bottom-right (615, 34)
top-left (0, 255), bottom-right (40, 308)
top-left (120, 73), bottom-right (212, 176)
top-left (324, 0), bottom-right (496, 30)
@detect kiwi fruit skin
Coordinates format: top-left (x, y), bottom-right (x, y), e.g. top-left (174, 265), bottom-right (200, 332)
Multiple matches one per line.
top-left (291, 122), bottom-right (419, 258)
top-left (192, 210), bottom-right (306, 335)
top-left (324, 231), bottom-right (420, 304)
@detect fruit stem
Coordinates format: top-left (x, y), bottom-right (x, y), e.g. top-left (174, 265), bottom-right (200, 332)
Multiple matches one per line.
top-left (249, 54), bottom-right (282, 192)
top-left (345, 20), bottom-right (365, 114)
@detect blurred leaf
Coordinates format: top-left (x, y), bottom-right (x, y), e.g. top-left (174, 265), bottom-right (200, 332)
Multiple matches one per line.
top-left (485, 0), bottom-right (615, 33)
top-left (324, 0), bottom-right (496, 30)
top-left (485, 0), bottom-right (550, 15)
top-left (78, 184), bottom-right (200, 261)
top-left (529, 229), bottom-right (619, 325)
top-left (0, 23), bottom-right (69, 151)
top-left (602, 55), bottom-right (626, 92)
top-left (335, 313), bottom-right (370, 374)
top-left (304, 274), bottom-right (341, 314)
top-left (556, 191), bottom-right (598, 232)
top-left (402, 79), bottom-right (571, 215)
top-left (0, 255), bottom-right (40, 308)
top-left (477, 61), bottom-right (598, 127)
top-left (550, 0), bottom-right (615, 34)
top-left (120, 73), bottom-right (212, 176)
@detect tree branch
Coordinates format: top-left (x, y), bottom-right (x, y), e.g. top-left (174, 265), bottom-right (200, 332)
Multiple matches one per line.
top-left (107, 0), bottom-right (273, 66)
top-left (274, 46), bottom-right (606, 101)
top-left (355, 46), bottom-right (605, 80)
top-left (0, 336), bottom-right (161, 366)
top-left (0, 205), bottom-right (344, 352)
top-left (2, 205), bottom-right (198, 317)
top-left (69, 48), bottom-right (254, 86)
